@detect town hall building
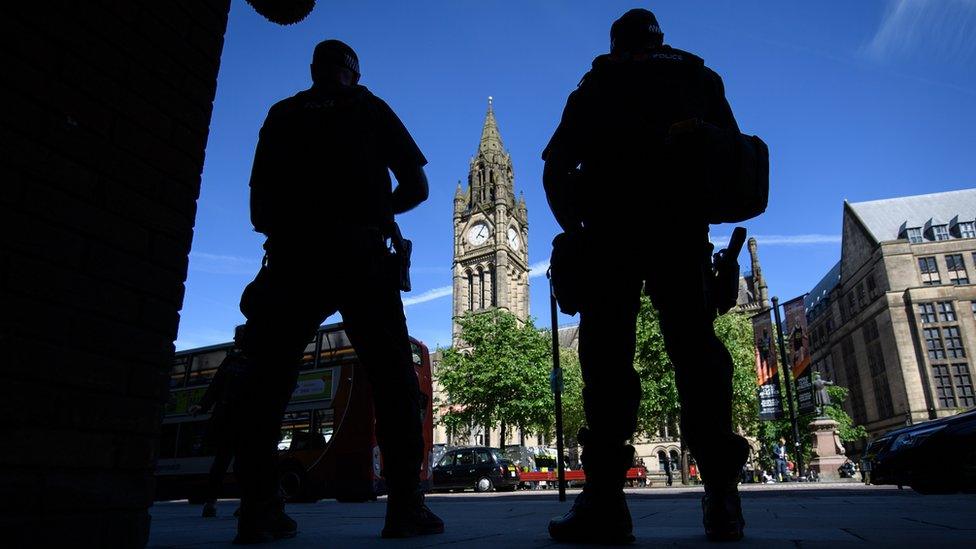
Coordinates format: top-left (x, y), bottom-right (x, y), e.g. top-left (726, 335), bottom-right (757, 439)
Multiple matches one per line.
top-left (451, 97), bottom-right (530, 342)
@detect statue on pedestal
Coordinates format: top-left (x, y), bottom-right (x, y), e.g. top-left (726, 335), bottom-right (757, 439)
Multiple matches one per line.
top-left (813, 371), bottom-right (834, 416)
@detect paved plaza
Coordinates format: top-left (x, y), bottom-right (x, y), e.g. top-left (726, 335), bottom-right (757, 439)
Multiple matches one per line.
top-left (148, 483), bottom-right (976, 547)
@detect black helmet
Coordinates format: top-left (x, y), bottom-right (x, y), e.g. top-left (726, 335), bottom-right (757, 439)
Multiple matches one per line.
top-left (610, 9), bottom-right (663, 53)
top-left (312, 39), bottom-right (360, 76)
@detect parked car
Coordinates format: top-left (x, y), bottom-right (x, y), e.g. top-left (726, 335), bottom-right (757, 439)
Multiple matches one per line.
top-left (432, 446), bottom-right (519, 492)
top-left (870, 408), bottom-right (976, 494)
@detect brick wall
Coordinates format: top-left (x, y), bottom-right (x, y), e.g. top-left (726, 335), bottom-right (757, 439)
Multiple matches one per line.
top-left (0, 1), bottom-right (230, 546)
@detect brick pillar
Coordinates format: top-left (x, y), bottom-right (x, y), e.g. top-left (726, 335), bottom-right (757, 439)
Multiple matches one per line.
top-left (0, 2), bottom-right (230, 546)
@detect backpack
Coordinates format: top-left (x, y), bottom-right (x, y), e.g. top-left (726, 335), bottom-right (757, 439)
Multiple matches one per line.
top-left (666, 118), bottom-right (769, 224)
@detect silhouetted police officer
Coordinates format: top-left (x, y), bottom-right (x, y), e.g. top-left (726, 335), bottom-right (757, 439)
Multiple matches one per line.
top-left (229, 40), bottom-right (443, 544)
top-left (188, 349), bottom-right (238, 518)
top-left (543, 10), bottom-right (750, 543)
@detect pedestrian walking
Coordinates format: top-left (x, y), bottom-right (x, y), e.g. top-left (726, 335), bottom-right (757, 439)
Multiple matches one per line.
top-left (663, 453), bottom-right (674, 487)
top-left (187, 347), bottom-right (242, 518)
top-left (226, 39), bottom-right (441, 544)
top-left (543, 8), bottom-right (757, 543)
top-left (774, 438), bottom-right (790, 482)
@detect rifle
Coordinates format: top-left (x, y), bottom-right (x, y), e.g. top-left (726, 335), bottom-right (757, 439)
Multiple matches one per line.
top-left (712, 226), bottom-right (747, 316)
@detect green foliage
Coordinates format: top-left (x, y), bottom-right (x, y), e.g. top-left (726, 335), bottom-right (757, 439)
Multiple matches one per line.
top-left (437, 309), bottom-right (553, 444)
top-left (633, 297), bottom-right (679, 438)
top-left (632, 297), bottom-right (759, 439)
top-left (712, 312), bottom-right (761, 437)
top-left (557, 348), bottom-right (585, 445)
top-left (822, 385), bottom-right (868, 442)
top-left (755, 380), bottom-right (867, 470)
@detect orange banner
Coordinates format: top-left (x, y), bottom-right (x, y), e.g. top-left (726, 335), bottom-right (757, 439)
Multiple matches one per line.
top-left (752, 310), bottom-right (783, 420)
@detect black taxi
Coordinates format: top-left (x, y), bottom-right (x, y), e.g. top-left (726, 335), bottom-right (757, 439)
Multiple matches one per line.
top-left (431, 446), bottom-right (519, 492)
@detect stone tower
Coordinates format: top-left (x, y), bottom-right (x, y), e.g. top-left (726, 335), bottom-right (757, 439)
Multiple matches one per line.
top-left (452, 97), bottom-right (529, 342)
top-left (747, 236), bottom-right (770, 311)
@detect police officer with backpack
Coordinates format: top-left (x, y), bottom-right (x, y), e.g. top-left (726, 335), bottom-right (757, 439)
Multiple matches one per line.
top-left (543, 9), bottom-right (761, 543)
top-left (227, 40), bottom-right (443, 544)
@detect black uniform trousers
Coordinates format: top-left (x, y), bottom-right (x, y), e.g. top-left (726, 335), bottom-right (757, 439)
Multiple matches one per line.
top-left (577, 232), bottom-right (747, 487)
top-left (230, 232), bottom-right (423, 514)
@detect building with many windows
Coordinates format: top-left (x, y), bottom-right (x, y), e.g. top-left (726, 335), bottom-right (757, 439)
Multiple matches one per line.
top-left (805, 189), bottom-right (976, 443)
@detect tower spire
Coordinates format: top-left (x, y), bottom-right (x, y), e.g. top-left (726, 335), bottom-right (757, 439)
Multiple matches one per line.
top-left (748, 237), bottom-right (770, 311)
top-left (479, 95), bottom-right (504, 155)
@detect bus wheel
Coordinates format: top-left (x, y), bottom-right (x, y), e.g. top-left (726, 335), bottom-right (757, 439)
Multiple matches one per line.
top-left (474, 477), bottom-right (494, 493)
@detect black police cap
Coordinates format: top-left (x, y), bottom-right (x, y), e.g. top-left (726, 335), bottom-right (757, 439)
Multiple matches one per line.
top-left (610, 9), bottom-right (663, 53)
top-left (312, 39), bottom-right (360, 76)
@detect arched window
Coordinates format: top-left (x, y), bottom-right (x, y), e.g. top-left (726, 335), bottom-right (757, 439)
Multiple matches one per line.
top-left (466, 270), bottom-right (473, 311)
top-left (478, 267), bottom-right (485, 309)
top-left (489, 265), bottom-right (497, 307)
top-left (670, 450), bottom-right (681, 471)
top-left (657, 451), bottom-right (667, 472)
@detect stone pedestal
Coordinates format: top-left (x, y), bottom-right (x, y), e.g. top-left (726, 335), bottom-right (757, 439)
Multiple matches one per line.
top-left (808, 417), bottom-right (847, 481)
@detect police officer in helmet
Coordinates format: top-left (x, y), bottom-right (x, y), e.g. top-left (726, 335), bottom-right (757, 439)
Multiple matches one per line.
top-left (543, 10), bottom-right (750, 543)
top-left (229, 39), bottom-right (443, 543)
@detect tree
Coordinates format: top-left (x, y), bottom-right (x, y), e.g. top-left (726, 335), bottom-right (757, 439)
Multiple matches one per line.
top-left (557, 348), bottom-right (585, 448)
top-left (821, 385), bottom-right (868, 442)
top-left (437, 309), bottom-right (552, 447)
top-left (756, 382), bottom-right (866, 471)
top-left (632, 297), bottom-right (759, 440)
top-left (712, 312), bottom-right (761, 438)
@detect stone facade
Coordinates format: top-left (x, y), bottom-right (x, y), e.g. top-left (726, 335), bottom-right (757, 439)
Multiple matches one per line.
top-left (737, 237), bottom-right (771, 315)
top-left (806, 190), bottom-right (976, 444)
top-left (1, 2), bottom-right (231, 546)
top-left (434, 99), bottom-right (531, 448)
top-left (452, 97), bottom-right (530, 342)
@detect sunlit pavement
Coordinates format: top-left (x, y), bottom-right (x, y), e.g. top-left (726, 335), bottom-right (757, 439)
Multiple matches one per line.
top-left (148, 483), bottom-right (976, 547)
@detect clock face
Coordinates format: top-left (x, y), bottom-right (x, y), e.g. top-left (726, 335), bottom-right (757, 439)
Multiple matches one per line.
top-left (467, 222), bottom-right (490, 246)
top-left (507, 227), bottom-right (521, 250)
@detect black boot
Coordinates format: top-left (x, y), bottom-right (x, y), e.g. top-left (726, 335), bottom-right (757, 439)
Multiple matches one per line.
top-left (548, 486), bottom-right (635, 544)
top-left (381, 490), bottom-right (444, 538)
top-left (201, 500), bottom-right (217, 518)
top-left (549, 435), bottom-right (635, 544)
top-left (702, 482), bottom-right (744, 542)
top-left (233, 499), bottom-right (297, 545)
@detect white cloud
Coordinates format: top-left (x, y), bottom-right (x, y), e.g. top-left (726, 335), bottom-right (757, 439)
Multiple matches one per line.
top-left (864, 0), bottom-right (976, 62)
top-left (402, 233), bottom-right (835, 308)
top-left (710, 234), bottom-right (841, 246)
top-left (404, 260), bottom-right (552, 308)
top-left (528, 260), bottom-right (550, 278)
top-left (402, 285), bottom-right (453, 306)
top-left (174, 328), bottom-right (235, 351)
top-left (189, 251), bottom-right (259, 275)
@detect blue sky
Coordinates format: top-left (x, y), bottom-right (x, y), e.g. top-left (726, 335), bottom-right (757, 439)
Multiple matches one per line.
top-left (176, 0), bottom-right (976, 351)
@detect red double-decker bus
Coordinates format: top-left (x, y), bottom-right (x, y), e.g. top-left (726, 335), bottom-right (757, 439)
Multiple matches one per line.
top-left (155, 322), bottom-right (434, 502)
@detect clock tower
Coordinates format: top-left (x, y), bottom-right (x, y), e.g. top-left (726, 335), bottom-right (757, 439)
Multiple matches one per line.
top-left (452, 97), bottom-right (529, 342)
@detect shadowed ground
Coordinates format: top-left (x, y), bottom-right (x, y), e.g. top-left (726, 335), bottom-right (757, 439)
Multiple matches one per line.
top-left (149, 483), bottom-right (976, 547)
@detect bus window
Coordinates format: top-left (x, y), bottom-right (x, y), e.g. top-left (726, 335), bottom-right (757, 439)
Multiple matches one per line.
top-left (279, 411), bottom-right (312, 451)
top-left (170, 355), bottom-right (189, 389)
top-left (300, 338), bottom-right (316, 371)
top-left (187, 349), bottom-right (226, 387)
top-left (314, 409), bottom-right (334, 444)
top-left (319, 330), bottom-right (354, 366)
top-left (175, 421), bottom-right (209, 458)
top-left (159, 423), bottom-right (178, 459)
top-left (410, 342), bottom-right (422, 366)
